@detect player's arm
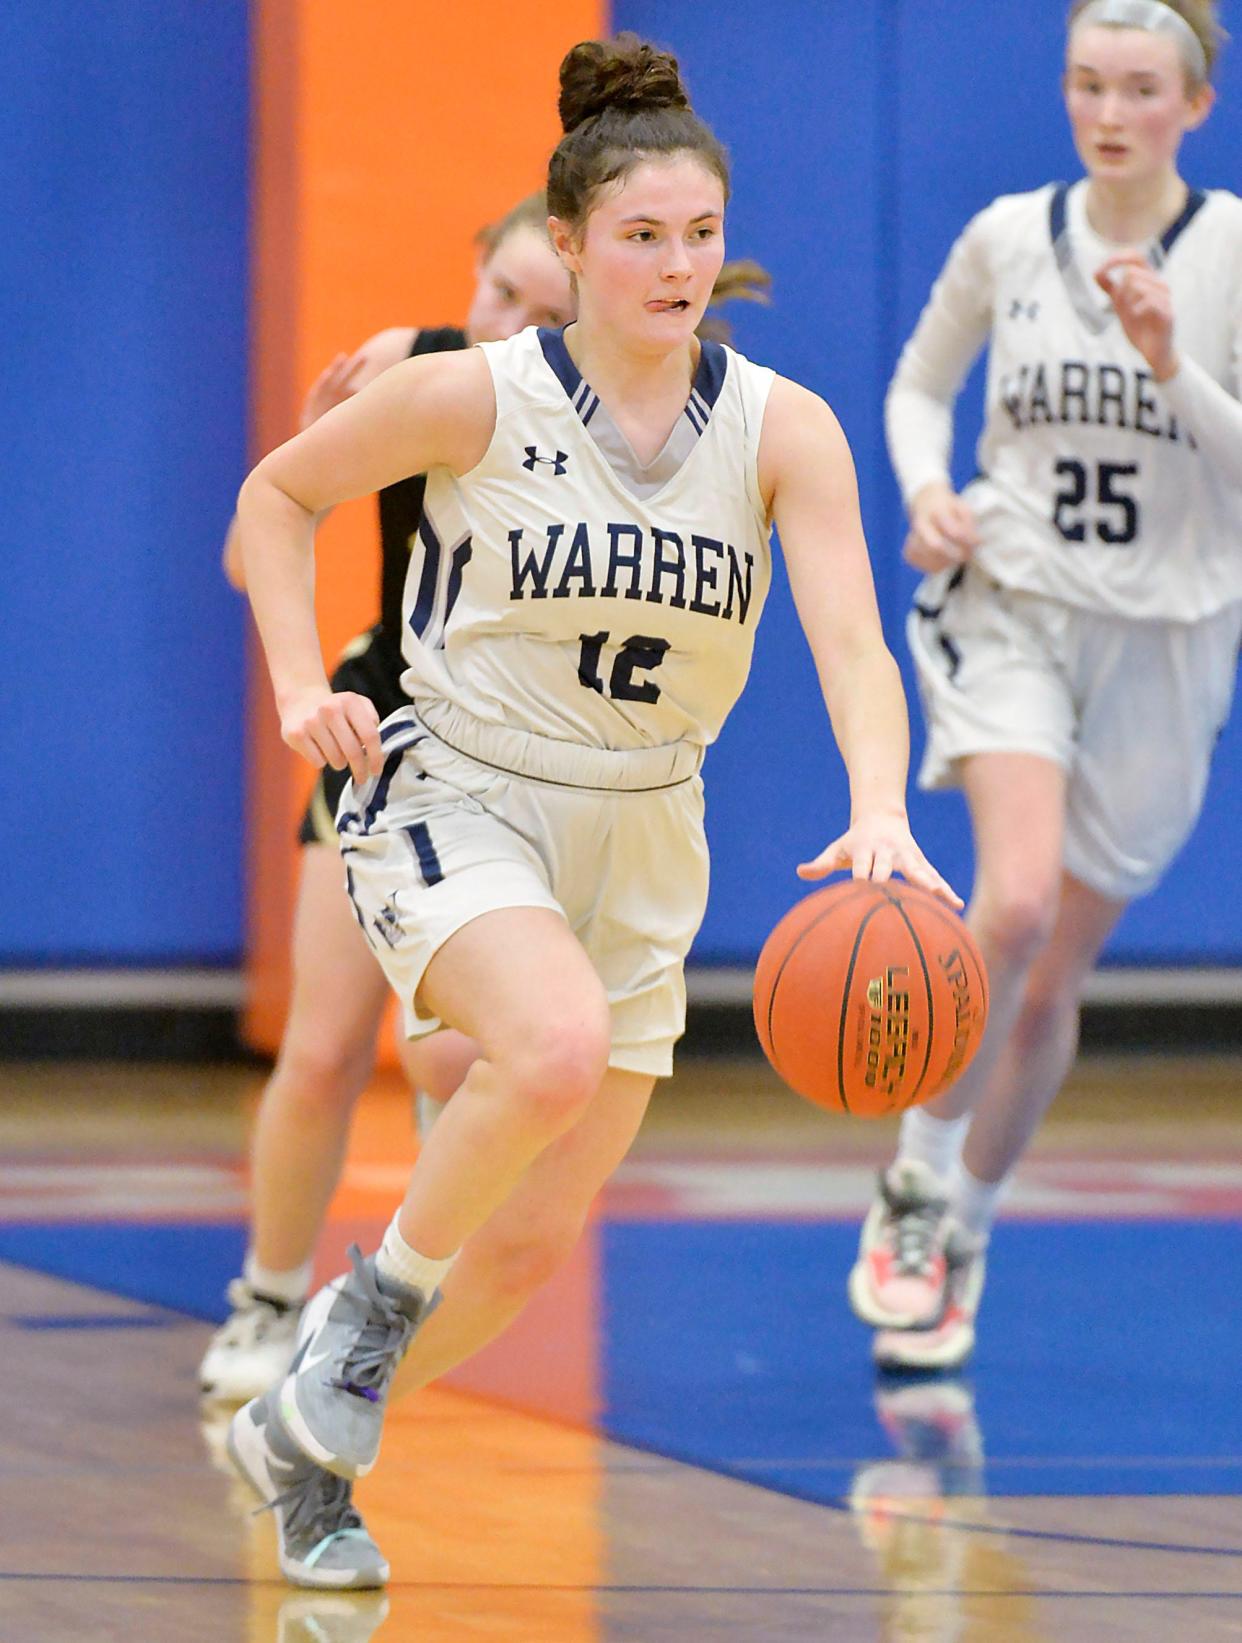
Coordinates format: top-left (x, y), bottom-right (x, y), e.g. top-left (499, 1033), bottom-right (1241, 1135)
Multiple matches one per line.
top-left (236, 347), bottom-right (494, 780)
top-left (1096, 249), bottom-right (1242, 480)
top-left (886, 210), bottom-right (994, 571)
top-left (760, 376), bottom-right (959, 905)
top-left (222, 327), bottom-right (418, 590)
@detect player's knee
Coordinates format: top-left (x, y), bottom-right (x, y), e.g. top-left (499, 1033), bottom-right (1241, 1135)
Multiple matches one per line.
top-left (274, 1032), bottom-right (375, 1109)
top-left (506, 1014), bottom-right (611, 1131)
top-left (972, 884), bottom-right (1058, 970)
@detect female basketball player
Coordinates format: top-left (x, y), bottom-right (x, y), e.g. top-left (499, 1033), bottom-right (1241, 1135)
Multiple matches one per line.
top-left (201, 232), bottom-right (771, 1406)
top-left (198, 194), bottom-right (573, 1403)
top-left (226, 33), bottom-right (956, 1587)
top-left (850, 0), bottom-right (1242, 1371)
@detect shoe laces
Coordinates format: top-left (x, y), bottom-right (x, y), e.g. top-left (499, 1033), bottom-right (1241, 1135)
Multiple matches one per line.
top-left (329, 1247), bottom-right (416, 1404)
top-left (214, 1279), bottom-right (296, 1349)
top-left (268, 1464), bottom-right (367, 1555)
top-left (880, 1175), bottom-right (948, 1277)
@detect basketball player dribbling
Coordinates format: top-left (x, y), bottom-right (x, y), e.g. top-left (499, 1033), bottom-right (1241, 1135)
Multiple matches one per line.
top-left (225, 32), bottom-right (957, 1587)
top-left (199, 195), bottom-right (572, 1404)
top-left (850, 0), bottom-right (1242, 1371)
top-left (201, 219), bottom-right (772, 1407)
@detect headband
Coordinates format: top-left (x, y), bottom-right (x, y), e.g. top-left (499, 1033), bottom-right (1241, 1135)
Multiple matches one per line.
top-left (1072, 0), bottom-right (1208, 83)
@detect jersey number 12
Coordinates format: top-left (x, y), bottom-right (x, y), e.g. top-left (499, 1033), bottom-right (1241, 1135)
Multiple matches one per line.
top-left (578, 632), bottom-right (670, 703)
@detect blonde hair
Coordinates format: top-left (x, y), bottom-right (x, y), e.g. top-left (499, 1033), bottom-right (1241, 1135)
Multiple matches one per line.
top-left (475, 192), bottom-right (549, 259)
top-left (1068, 0), bottom-right (1227, 83)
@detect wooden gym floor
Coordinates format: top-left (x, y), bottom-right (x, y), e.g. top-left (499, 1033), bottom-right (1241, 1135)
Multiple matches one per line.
top-left (1, 1051), bottom-right (1240, 1640)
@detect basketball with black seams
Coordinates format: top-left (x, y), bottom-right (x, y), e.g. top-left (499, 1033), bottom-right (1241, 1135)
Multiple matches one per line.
top-left (753, 879), bottom-right (989, 1118)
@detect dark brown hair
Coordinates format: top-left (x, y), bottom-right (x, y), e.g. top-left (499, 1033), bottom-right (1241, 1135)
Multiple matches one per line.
top-left (548, 33), bottom-right (730, 231)
top-left (1068, 0), bottom-right (1227, 83)
top-left (475, 191), bottom-right (550, 258)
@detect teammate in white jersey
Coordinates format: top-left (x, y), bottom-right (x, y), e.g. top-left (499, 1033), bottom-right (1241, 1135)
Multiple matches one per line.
top-left (849, 0), bottom-right (1242, 1371)
top-left (226, 32), bottom-right (955, 1587)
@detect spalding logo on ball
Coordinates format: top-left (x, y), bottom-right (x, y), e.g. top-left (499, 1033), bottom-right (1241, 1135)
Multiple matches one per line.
top-left (753, 879), bottom-right (988, 1118)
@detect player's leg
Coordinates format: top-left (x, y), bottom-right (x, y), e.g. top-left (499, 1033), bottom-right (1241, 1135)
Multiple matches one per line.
top-left (873, 869), bottom-right (1124, 1372)
top-left (850, 751), bottom-right (1067, 1330)
top-left (962, 870), bottom-right (1125, 1186)
top-left (392, 1064), bottom-right (653, 1395)
top-left (400, 1026), bottom-right (478, 1138)
top-left (200, 842), bottom-right (390, 1401)
top-left (274, 903), bottom-right (612, 1478)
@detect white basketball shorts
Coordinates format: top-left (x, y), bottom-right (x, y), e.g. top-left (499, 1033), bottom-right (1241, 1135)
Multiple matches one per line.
top-left (908, 565), bottom-right (1242, 900)
top-left (335, 699), bottom-right (710, 1078)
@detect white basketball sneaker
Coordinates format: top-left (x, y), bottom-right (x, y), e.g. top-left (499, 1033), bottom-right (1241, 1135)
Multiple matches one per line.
top-left (848, 1160), bottom-right (952, 1329)
top-left (199, 1277), bottom-right (304, 1403)
top-left (872, 1231), bottom-right (988, 1373)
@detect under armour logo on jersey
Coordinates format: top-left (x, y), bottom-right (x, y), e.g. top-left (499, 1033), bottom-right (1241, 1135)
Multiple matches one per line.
top-left (522, 446), bottom-right (569, 475)
top-left (1008, 298), bottom-right (1040, 321)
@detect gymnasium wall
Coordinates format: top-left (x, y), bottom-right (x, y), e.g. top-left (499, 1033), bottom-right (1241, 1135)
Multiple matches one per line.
top-left (3, 1), bottom-right (250, 964)
top-left (6, 1), bottom-right (1241, 981)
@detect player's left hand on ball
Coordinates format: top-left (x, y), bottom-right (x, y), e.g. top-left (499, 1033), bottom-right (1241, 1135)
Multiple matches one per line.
top-left (1094, 251), bottom-right (1178, 380)
top-left (798, 815), bottom-right (963, 908)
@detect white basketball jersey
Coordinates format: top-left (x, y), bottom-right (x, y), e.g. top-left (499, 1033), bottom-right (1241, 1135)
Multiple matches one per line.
top-left (396, 327), bottom-right (775, 749)
top-left (896, 183), bottom-right (1242, 621)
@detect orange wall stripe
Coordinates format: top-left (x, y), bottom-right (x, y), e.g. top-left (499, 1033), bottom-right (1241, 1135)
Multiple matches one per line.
top-left (244, 0), bottom-right (603, 1054)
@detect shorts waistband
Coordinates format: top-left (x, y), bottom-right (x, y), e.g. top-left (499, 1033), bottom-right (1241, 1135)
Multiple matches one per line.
top-left (386, 698), bottom-right (703, 793)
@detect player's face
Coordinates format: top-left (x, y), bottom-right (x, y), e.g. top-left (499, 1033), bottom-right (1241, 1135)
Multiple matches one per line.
top-left (466, 225), bottom-right (575, 343)
top-left (563, 156), bottom-right (726, 351)
top-left (1065, 26), bottom-right (1213, 184)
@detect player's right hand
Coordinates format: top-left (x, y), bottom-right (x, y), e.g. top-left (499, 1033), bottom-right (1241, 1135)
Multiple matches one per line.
top-left (903, 481), bottom-right (979, 573)
top-left (280, 688), bottom-right (384, 784)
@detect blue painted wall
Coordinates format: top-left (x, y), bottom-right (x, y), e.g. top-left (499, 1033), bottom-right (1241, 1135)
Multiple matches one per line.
top-left (618, 0), bottom-right (1242, 964)
top-left (2, 1), bottom-right (249, 964)
top-left (6, 2), bottom-right (1241, 967)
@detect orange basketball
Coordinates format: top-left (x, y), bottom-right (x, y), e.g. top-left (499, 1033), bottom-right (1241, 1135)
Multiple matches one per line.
top-left (753, 879), bottom-right (989, 1118)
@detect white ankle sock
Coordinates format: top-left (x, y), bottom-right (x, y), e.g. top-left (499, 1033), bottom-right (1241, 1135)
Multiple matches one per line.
top-left (952, 1164), bottom-right (1007, 1244)
top-left (243, 1252), bottom-right (313, 1306)
top-left (375, 1213), bottom-right (457, 1301)
top-left (896, 1108), bottom-right (971, 1184)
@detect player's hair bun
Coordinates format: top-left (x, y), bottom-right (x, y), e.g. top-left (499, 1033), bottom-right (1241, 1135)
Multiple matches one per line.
top-left (558, 34), bottom-right (691, 135)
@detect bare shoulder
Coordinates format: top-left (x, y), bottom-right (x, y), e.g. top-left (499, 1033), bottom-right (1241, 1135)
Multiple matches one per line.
top-left (758, 376), bottom-right (851, 505)
top-left (362, 345), bottom-right (495, 471)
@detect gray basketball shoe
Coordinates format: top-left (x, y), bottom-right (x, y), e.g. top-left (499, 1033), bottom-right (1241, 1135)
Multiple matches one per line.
top-left (227, 1388), bottom-right (389, 1589)
top-left (278, 1244), bottom-right (434, 1479)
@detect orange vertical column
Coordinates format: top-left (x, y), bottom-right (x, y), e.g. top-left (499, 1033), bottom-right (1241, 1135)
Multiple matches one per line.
top-left (244, 0), bottom-right (602, 1056)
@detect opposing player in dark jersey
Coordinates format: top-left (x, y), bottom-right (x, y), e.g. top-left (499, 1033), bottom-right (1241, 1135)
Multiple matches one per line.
top-left (200, 194), bottom-right (574, 1403)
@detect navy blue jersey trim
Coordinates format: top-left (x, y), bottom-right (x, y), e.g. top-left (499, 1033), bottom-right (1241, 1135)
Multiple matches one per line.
top-left (364, 748), bottom-right (406, 831)
top-left (538, 326), bottom-right (582, 398)
top-left (1052, 180), bottom-right (1208, 260)
top-left (693, 338), bottom-right (727, 410)
top-left (540, 325), bottom-right (728, 435)
top-left (1049, 182), bottom-right (1069, 247)
top-left (1160, 188), bottom-right (1207, 256)
top-left (408, 513), bottom-right (442, 640)
top-left (405, 822), bottom-right (444, 886)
